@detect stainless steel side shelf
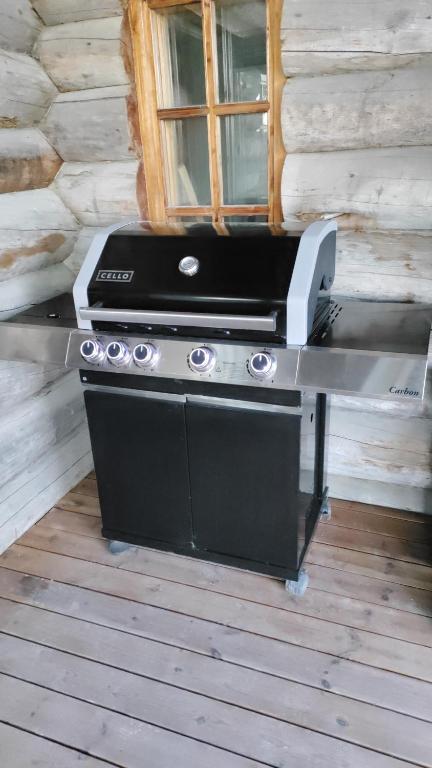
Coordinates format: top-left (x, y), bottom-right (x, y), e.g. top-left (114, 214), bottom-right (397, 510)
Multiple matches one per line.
top-left (296, 300), bottom-right (431, 400)
top-left (0, 294), bottom-right (76, 366)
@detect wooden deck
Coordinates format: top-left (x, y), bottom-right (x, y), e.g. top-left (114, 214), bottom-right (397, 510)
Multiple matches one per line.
top-left (0, 475), bottom-right (431, 767)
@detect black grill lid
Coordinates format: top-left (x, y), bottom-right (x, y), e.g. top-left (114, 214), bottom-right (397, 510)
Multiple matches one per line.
top-left (87, 223), bottom-right (301, 342)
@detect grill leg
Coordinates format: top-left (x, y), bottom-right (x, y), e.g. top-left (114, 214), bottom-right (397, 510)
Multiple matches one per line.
top-left (285, 568), bottom-right (309, 596)
top-left (320, 487), bottom-right (332, 521)
top-left (108, 540), bottom-right (131, 555)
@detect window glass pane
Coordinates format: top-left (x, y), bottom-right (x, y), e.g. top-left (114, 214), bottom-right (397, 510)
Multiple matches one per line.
top-left (161, 117), bottom-right (211, 206)
top-left (153, 5), bottom-right (206, 108)
top-left (220, 113), bottom-right (268, 204)
top-left (216, 0), bottom-right (267, 103)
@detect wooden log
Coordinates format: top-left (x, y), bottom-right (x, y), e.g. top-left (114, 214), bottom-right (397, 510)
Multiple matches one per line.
top-left (334, 230), bottom-right (432, 304)
top-left (54, 161), bottom-right (140, 226)
top-left (0, 188), bottom-right (78, 282)
top-left (328, 406), bottom-right (432, 489)
top-left (328, 475), bottom-right (432, 515)
top-left (0, 0), bottom-right (42, 53)
top-left (282, 61), bottom-right (432, 152)
top-left (31, 0), bottom-right (124, 26)
top-left (282, 51), bottom-right (428, 77)
top-left (331, 387), bottom-right (432, 422)
top-left (41, 85), bottom-right (136, 161)
top-left (0, 372), bottom-right (87, 529)
top-left (281, 147), bottom-right (432, 230)
top-left (0, 427), bottom-right (92, 556)
top-left (34, 17), bottom-right (130, 92)
top-left (0, 361), bottom-right (65, 416)
top-left (0, 128), bottom-right (61, 194)
top-left (0, 50), bottom-right (57, 127)
top-left (0, 263), bottom-right (75, 319)
top-left (64, 227), bottom-right (99, 274)
top-left (281, 0), bottom-right (432, 57)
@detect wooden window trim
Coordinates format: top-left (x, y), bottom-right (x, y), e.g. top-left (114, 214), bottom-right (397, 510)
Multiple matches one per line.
top-left (129, 0), bottom-right (285, 223)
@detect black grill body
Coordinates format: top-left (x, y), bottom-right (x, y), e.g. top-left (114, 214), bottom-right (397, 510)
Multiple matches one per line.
top-left (72, 221), bottom-right (337, 584)
top-left (84, 370), bottom-right (327, 581)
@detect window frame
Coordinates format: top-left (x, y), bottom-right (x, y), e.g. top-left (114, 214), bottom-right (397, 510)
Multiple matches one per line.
top-left (129, 0), bottom-right (285, 224)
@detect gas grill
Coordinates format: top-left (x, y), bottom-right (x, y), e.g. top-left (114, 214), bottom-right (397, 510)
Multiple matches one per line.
top-left (62, 220), bottom-right (432, 592)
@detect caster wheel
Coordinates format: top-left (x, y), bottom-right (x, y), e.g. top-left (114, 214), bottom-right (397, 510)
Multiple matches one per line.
top-left (285, 569), bottom-right (309, 596)
top-left (320, 499), bottom-right (332, 522)
top-left (108, 540), bottom-right (130, 555)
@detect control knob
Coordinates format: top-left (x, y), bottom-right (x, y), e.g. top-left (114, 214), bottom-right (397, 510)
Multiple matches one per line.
top-left (189, 346), bottom-right (215, 373)
top-left (133, 342), bottom-right (160, 369)
top-left (80, 338), bottom-right (105, 365)
top-left (106, 340), bottom-right (131, 367)
top-left (248, 351), bottom-right (276, 380)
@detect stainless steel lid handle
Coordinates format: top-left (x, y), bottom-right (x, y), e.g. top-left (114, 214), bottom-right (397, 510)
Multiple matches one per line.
top-left (78, 307), bottom-right (276, 333)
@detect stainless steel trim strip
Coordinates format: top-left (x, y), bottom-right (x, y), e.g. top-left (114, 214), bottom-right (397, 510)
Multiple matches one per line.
top-left (81, 386), bottom-right (301, 413)
top-left (79, 307), bottom-right (277, 332)
top-left (82, 383), bottom-right (186, 403)
top-left (186, 394), bottom-right (302, 415)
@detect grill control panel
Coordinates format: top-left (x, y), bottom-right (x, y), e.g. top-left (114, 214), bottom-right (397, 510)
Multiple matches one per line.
top-left (68, 331), bottom-right (299, 390)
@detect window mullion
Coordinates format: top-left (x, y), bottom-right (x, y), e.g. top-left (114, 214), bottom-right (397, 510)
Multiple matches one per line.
top-left (202, 0), bottom-right (221, 222)
top-left (267, 0), bottom-right (285, 223)
top-left (129, 0), bottom-right (167, 221)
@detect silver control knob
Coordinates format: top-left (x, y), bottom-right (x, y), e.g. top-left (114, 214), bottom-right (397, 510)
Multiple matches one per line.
top-left (133, 342), bottom-right (160, 369)
top-left (248, 351), bottom-right (276, 380)
top-left (80, 338), bottom-right (105, 365)
top-left (106, 340), bottom-right (131, 367)
top-left (189, 346), bottom-right (215, 373)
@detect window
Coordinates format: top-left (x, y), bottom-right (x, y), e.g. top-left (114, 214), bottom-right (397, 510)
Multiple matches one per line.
top-left (129, 0), bottom-right (284, 224)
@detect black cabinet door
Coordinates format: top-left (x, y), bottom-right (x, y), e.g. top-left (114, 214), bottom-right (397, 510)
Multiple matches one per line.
top-left (186, 401), bottom-right (301, 568)
top-left (85, 390), bottom-right (192, 547)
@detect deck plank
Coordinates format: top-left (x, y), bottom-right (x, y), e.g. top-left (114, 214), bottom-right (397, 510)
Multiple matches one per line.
top-left (1, 543), bottom-right (432, 681)
top-left (308, 541), bottom-right (432, 591)
top-left (327, 507), bottom-right (432, 543)
top-left (56, 491), bottom-right (100, 516)
top-left (314, 523), bottom-right (432, 566)
top-left (0, 631), bottom-right (430, 767)
top-left (35, 509), bottom-right (432, 618)
top-left (330, 498), bottom-right (430, 524)
top-left (73, 477), bottom-right (99, 497)
top-left (1, 472), bottom-right (431, 768)
top-left (1, 570), bottom-right (430, 722)
top-left (0, 675), bottom-right (263, 768)
top-left (29, 515), bottom-right (432, 643)
top-left (0, 722), bottom-right (113, 768)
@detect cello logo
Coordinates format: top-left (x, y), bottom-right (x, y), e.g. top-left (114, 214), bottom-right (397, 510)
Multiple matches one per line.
top-left (389, 386), bottom-right (420, 397)
top-left (96, 270), bottom-right (134, 283)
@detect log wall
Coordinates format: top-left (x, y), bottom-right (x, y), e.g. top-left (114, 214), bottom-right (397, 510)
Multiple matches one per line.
top-left (0, 0), bottom-right (430, 553)
top-left (281, 0), bottom-right (432, 512)
top-left (0, 0), bottom-right (139, 553)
